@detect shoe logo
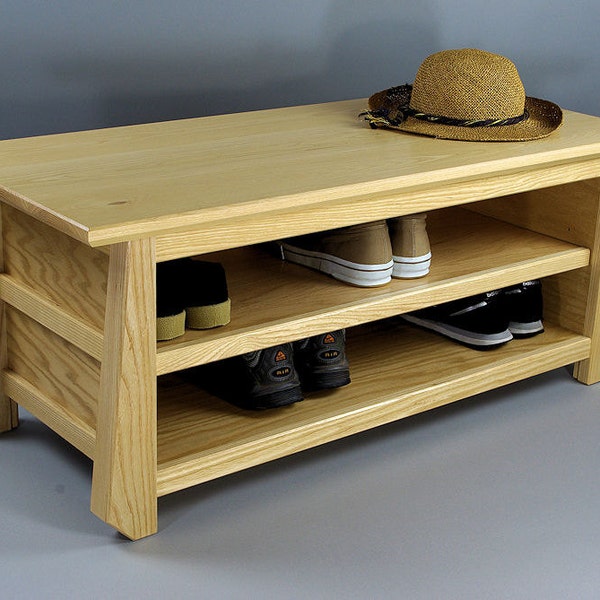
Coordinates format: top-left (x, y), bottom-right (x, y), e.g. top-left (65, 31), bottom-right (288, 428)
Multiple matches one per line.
top-left (323, 333), bottom-right (336, 344)
top-left (319, 350), bottom-right (340, 360)
top-left (275, 350), bottom-right (287, 362)
top-left (271, 366), bottom-right (292, 378)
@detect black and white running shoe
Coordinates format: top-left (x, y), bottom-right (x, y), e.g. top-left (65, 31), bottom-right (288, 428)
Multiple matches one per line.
top-left (503, 280), bottom-right (544, 338)
top-left (402, 290), bottom-right (513, 349)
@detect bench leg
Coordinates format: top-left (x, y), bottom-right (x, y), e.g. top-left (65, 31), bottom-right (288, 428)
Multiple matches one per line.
top-left (90, 239), bottom-right (157, 540)
top-left (0, 207), bottom-right (18, 433)
top-left (574, 179), bottom-right (600, 385)
top-left (0, 305), bottom-right (18, 432)
top-left (0, 396), bottom-right (18, 433)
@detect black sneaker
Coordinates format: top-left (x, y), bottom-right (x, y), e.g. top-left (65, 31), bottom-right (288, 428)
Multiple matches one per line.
top-left (156, 261), bottom-right (186, 341)
top-left (156, 258), bottom-right (231, 341)
top-left (401, 290), bottom-right (513, 349)
top-left (183, 259), bottom-right (231, 330)
top-left (191, 344), bottom-right (303, 410)
top-left (503, 280), bottom-right (544, 337)
top-left (294, 330), bottom-right (351, 391)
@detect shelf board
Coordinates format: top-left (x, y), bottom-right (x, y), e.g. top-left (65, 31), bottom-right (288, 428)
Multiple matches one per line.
top-left (156, 320), bottom-right (590, 496)
top-left (156, 208), bottom-right (589, 374)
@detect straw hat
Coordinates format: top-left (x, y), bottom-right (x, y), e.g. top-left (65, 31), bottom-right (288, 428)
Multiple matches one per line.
top-left (363, 48), bottom-right (562, 141)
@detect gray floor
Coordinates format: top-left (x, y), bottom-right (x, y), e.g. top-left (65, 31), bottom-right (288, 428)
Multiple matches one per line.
top-left (1, 366), bottom-right (600, 599)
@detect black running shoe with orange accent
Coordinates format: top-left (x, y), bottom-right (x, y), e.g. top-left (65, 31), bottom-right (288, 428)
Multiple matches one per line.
top-left (294, 330), bottom-right (351, 390)
top-left (192, 344), bottom-right (303, 410)
top-left (238, 344), bottom-right (303, 408)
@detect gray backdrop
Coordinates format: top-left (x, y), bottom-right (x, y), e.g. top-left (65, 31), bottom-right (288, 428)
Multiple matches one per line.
top-left (1, 0), bottom-right (598, 140)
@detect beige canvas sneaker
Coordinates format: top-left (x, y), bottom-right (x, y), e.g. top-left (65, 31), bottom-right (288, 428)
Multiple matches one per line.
top-left (280, 220), bottom-right (394, 287)
top-left (388, 213), bottom-right (431, 278)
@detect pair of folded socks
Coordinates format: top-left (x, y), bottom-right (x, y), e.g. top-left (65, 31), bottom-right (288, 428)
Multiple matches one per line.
top-left (156, 258), bottom-right (231, 341)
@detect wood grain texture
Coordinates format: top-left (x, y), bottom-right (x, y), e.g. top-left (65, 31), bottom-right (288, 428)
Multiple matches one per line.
top-left (0, 101), bottom-right (598, 246)
top-left (5, 307), bottom-right (100, 430)
top-left (468, 179), bottom-right (600, 247)
top-left (572, 179), bottom-right (600, 383)
top-left (2, 205), bottom-right (108, 329)
top-left (0, 274), bottom-right (103, 360)
top-left (156, 207), bottom-right (589, 374)
top-left (2, 370), bottom-right (95, 457)
top-left (468, 178), bottom-right (600, 384)
top-left (90, 239), bottom-right (157, 540)
top-left (0, 206), bottom-right (18, 432)
top-left (154, 156), bottom-right (600, 259)
top-left (156, 321), bottom-right (590, 496)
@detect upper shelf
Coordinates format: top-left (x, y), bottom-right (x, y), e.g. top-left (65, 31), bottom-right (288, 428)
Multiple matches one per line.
top-left (156, 207), bottom-right (589, 374)
top-left (0, 99), bottom-right (599, 247)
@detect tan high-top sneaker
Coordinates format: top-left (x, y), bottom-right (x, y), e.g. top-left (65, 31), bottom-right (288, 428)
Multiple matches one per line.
top-left (388, 213), bottom-right (431, 278)
top-left (280, 220), bottom-right (393, 287)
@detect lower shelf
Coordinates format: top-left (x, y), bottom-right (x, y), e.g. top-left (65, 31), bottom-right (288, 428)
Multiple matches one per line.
top-left (156, 320), bottom-right (590, 496)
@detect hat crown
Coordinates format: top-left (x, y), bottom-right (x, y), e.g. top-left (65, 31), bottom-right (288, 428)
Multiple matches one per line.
top-left (410, 49), bottom-right (526, 121)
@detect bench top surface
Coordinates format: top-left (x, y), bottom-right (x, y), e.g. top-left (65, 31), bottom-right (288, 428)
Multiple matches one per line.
top-left (1, 98), bottom-right (599, 246)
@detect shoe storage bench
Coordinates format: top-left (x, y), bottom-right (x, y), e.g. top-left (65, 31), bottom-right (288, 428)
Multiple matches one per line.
top-left (1, 99), bottom-right (600, 539)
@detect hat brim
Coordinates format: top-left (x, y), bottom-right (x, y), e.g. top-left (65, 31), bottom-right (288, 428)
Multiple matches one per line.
top-left (367, 90), bottom-right (563, 142)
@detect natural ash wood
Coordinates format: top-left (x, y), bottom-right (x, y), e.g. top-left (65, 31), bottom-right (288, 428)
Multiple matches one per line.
top-left (469, 178), bottom-right (600, 384)
top-left (0, 274), bottom-right (103, 361)
top-left (155, 321), bottom-right (590, 496)
top-left (0, 376), bottom-right (18, 433)
top-left (5, 307), bottom-right (100, 431)
top-left (469, 179), bottom-right (600, 248)
top-left (574, 181), bottom-right (600, 383)
top-left (0, 206), bottom-right (18, 432)
top-left (155, 156), bottom-right (600, 259)
top-left (543, 270), bottom-right (590, 335)
top-left (2, 370), bottom-right (95, 457)
top-left (90, 239), bottom-right (158, 540)
top-left (156, 207), bottom-right (589, 374)
top-left (2, 205), bottom-right (108, 330)
top-left (0, 101), bottom-right (599, 247)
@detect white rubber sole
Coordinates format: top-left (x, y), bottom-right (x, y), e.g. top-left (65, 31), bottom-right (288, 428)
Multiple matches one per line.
top-left (392, 252), bottom-right (432, 279)
top-left (402, 313), bottom-right (513, 347)
top-left (281, 243), bottom-right (393, 287)
top-left (508, 320), bottom-right (544, 337)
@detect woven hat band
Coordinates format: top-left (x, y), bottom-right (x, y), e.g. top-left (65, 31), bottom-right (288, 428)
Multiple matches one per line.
top-left (363, 84), bottom-right (529, 129)
top-left (407, 107), bottom-right (528, 128)
top-left (362, 85), bottom-right (528, 129)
